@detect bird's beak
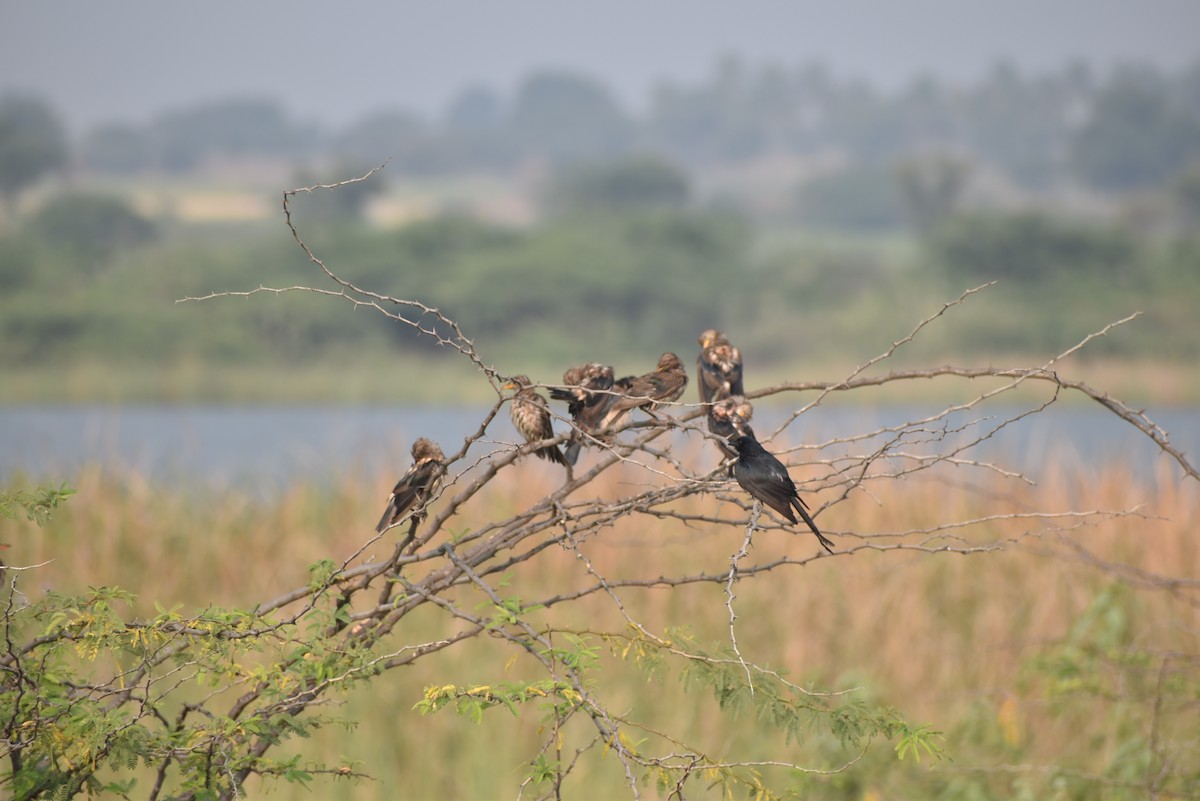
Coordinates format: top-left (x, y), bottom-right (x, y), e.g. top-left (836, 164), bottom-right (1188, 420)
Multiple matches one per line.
top-left (502, 380), bottom-right (517, 391)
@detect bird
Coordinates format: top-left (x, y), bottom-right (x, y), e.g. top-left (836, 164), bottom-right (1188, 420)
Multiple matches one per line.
top-left (601, 352), bottom-right (689, 429)
top-left (730, 433), bottom-right (834, 553)
top-left (550, 362), bottom-right (617, 465)
top-left (376, 437), bottom-right (445, 535)
top-left (504, 375), bottom-right (569, 467)
top-left (697, 329), bottom-right (744, 406)
top-left (707, 396), bottom-right (755, 473)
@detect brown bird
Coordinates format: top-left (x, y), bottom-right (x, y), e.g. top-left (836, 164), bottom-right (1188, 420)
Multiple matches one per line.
top-left (550, 362), bottom-right (617, 465)
top-left (504, 375), bottom-right (569, 466)
top-left (708, 396), bottom-right (755, 472)
top-left (602, 352), bottom-right (689, 429)
top-left (731, 433), bottom-right (834, 553)
top-left (376, 437), bottom-right (445, 535)
top-left (697, 329), bottom-right (744, 405)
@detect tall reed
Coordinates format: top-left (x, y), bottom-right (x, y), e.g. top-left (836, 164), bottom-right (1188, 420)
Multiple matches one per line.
top-left (3, 451), bottom-right (1195, 799)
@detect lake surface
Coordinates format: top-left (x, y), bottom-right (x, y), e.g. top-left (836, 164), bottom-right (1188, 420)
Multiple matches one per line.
top-left (2, 403), bottom-right (1197, 493)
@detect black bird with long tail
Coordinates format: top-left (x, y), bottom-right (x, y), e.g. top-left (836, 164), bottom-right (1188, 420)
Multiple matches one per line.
top-left (730, 434), bottom-right (834, 553)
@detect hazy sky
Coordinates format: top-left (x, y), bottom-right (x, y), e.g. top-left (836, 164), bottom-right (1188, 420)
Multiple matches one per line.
top-left (3, 0), bottom-right (1199, 133)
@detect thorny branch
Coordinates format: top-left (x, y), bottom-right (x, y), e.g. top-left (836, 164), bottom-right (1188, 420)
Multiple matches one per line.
top-left (726, 503), bottom-right (762, 693)
top-left (5, 169), bottom-right (1196, 800)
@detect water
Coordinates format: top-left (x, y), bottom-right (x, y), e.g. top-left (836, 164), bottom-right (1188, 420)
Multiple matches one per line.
top-left (1, 405), bottom-right (484, 492)
top-left (2, 403), bottom-right (1197, 493)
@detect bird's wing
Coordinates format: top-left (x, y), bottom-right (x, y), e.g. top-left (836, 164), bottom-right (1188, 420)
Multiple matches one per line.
top-left (707, 414), bottom-right (734, 440)
top-left (388, 459), bottom-right (440, 517)
top-left (648, 369), bottom-right (687, 403)
top-left (522, 394), bottom-right (556, 440)
top-left (582, 371), bottom-right (615, 395)
top-left (697, 353), bottom-right (727, 402)
top-left (726, 355), bottom-right (745, 397)
top-left (735, 458), bottom-right (799, 524)
top-left (604, 376), bottom-right (650, 416)
top-left (581, 379), bottom-right (614, 414)
top-left (513, 396), bottom-right (567, 465)
top-left (578, 392), bottom-right (613, 430)
top-left (375, 496), bottom-right (402, 533)
top-left (548, 386), bottom-right (579, 404)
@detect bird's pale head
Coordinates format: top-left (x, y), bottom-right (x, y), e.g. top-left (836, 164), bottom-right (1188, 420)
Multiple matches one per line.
top-left (698, 329), bottom-right (725, 349)
top-left (585, 362), bottom-right (612, 379)
top-left (710, 397), bottom-right (737, 420)
top-left (714, 343), bottom-right (739, 363)
top-left (561, 365), bottom-right (585, 386)
top-left (411, 437), bottom-right (445, 462)
top-left (657, 352), bottom-right (684, 371)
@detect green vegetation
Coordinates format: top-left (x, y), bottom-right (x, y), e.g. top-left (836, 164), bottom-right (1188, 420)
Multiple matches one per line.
top-left (2, 58), bottom-right (1198, 404)
top-left (545, 155), bottom-right (692, 214)
top-left (926, 211), bottom-right (1138, 283)
top-left (0, 94), bottom-right (67, 211)
top-left (1071, 73), bottom-right (1200, 190)
top-left (0, 194), bottom-right (1196, 403)
top-left (795, 163), bottom-right (906, 230)
top-left (2, 450), bottom-right (1195, 798)
top-left (25, 192), bottom-right (158, 270)
top-left (0, 483), bottom-right (74, 525)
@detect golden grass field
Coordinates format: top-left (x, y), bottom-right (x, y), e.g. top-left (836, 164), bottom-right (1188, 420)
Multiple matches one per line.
top-left (4, 438), bottom-right (1198, 799)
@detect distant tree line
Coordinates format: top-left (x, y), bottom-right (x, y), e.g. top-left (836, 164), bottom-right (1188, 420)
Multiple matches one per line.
top-left (4, 57), bottom-right (1200, 201)
top-left (1, 57), bottom-right (1199, 381)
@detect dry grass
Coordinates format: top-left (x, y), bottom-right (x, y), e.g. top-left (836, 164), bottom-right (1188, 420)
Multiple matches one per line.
top-left (4, 446), bottom-right (1197, 799)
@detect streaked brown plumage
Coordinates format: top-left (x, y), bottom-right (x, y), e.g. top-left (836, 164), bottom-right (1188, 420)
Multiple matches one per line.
top-left (731, 433), bottom-right (834, 553)
top-left (504, 375), bottom-right (568, 467)
top-left (376, 437), bottom-right (445, 534)
top-left (602, 352), bottom-right (689, 429)
top-left (550, 362), bottom-right (617, 465)
top-left (697, 329), bottom-right (745, 405)
top-left (708, 396), bottom-right (755, 470)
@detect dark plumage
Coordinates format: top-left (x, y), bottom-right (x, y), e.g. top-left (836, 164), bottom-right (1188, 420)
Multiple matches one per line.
top-left (602, 352), bottom-right (689, 429)
top-left (551, 362), bottom-right (617, 465)
top-left (697, 329), bottom-right (744, 406)
top-left (376, 438), bottom-right (445, 534)
top-left (731, 434), bottom-right (834, 553)
top-left (708, 397), bottom-right (755, 471)
top-left (504, 376), bottom-right (568, 467)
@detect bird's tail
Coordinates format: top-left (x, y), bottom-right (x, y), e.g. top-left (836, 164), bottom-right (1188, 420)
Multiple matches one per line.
top-left (375, 499), bottom-right (399, 534)
top-left (564, 438), bottom-right (581, 466)
top-left (540, 443), bottom-right (570, 467)
top-left (793, 497), bottom-right (834, 553)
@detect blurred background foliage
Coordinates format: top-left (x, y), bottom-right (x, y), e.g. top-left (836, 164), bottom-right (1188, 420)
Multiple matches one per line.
top-left (1, 56), bottom-right (1199, 402)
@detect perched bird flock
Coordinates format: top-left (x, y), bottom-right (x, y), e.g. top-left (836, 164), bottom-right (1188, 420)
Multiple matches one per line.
top-left (376, 330), bottom-right (833, 553)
